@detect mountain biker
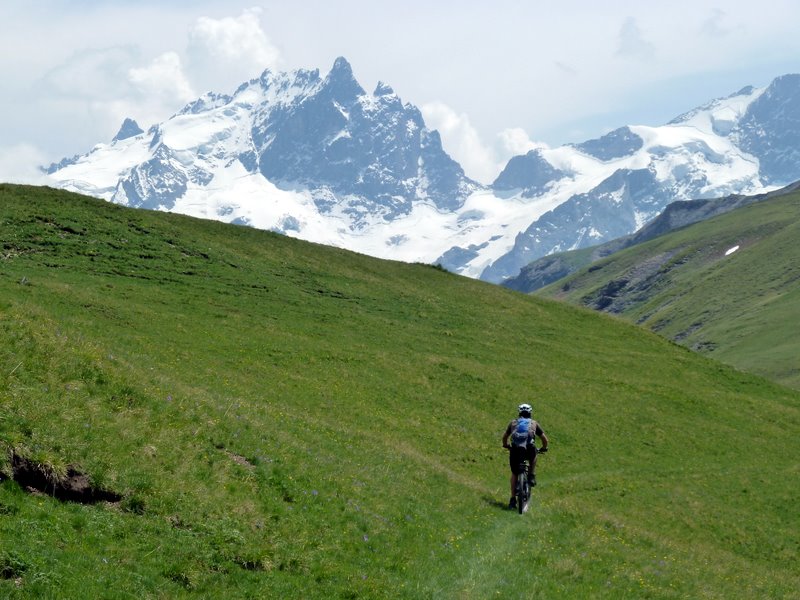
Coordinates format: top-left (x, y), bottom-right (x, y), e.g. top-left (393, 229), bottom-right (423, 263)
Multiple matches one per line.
top-left (502, 403), bottom-right (548, 510)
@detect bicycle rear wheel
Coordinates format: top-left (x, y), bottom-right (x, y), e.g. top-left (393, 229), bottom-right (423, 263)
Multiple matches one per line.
top-left (517, 476), bottom-right (527, 514)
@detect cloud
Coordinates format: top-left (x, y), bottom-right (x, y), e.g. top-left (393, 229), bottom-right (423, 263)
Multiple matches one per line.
top-left (37, 46), bottom-right (140, 100)
top-left (497, 128), bottom-right (540, 157)
top-left (129, 52), bottom-right (196, 106)
top-left (554, 61), bottom-right (578, 76)
top-left (32, 48), bottom-right (148, 148)
top-left (116, 51), bottom-right (195, 130)
top-left (422, 102), bottom-right (499, 184)
top-left (616, 17), bottom-right (655, 60)
top-left (0, 144), bottom-right (51, 185)
top-left (21, 7), bottom-right (281, 157)
top-left (422, 102), bottom-right (541, 184)
top-left (35, 48), bottom-right (198, 145)
top-left (701, 8), bottom-right (731, 37)
top-left (187, 7), bottom-right (282, 94)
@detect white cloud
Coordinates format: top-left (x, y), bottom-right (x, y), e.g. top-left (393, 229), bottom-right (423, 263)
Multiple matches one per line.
top-left (34, 49), bottom-right (197, 146)
top-left (129, 52), bottom-right (195, 103)
top-left (497, 128), bottom-right (540, 157)
top-left (127, 52), bottom-right (196, 126)
top-left (0, 144), bottom-right (51, 185)
top-left (701, 8), bottom-right (731, 37)
top-left (422, 103), bottom-right (542, 184)
top-left (422, 102), bottom-right (499, 184)
top-left (616, 17), bottom-right (656, 60)
top-left (187, 7), bottom-right (282, 94)
top-left (31, 46), bottom-right (194, 147)
top-left (9, 7), bottom-right (281, 162)
top-left (37, 47), bottom-right (139, 100)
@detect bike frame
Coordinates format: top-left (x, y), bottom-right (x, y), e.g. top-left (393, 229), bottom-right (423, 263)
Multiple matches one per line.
top-left (515, 456), bottom-right (530, 514)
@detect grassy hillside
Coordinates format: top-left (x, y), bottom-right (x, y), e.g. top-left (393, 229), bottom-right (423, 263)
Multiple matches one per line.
top-left (539, 188), bottom-right (800, 390)
top-left (1, 184), bottom-right (798, 598)
top-left (505, 183), bottom-right (800, 295)
top-left (503, 246), bottom-right (598, 294)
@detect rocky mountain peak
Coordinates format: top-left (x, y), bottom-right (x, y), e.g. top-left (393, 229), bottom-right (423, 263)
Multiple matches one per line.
top-left (112, 118), bottom-right (144, 142)
top-left (322, 57), bottom-right (364, 99)
top-left (734, 72), bottom-right (800, 184)
top-left (374, 81), bottom-right (395, 97)
top-left (491, 149), bottom-right (566, 197)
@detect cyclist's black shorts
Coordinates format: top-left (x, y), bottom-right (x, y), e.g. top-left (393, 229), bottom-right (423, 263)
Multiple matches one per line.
top-left (509, 445), bottom-right (536, 474)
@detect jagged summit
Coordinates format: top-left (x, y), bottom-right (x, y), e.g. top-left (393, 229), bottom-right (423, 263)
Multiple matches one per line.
top-left (325, 57), bottom-right (357, 86)
top-left (491, 149), bottom-right (565, 195)
top-left (330, 56), bottom-right (354, 76)
top-left (112, 118), bottom-right (144, 142)
top-left (374, 81), bottom-right (395, 97)
top-left (178, 92), bottom-right (232, 116)
top-left (571, 127), bottom-right (644, 161)
top-left (733, 85), bottom-right (756, 97)
top-left (319, 56), bottom-right (364, 102)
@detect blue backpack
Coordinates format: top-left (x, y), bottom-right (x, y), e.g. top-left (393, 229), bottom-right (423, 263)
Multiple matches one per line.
top-left (511, 417), bottom-right (533, 447)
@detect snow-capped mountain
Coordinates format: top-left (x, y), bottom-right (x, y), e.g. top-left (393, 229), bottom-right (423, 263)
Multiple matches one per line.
top-left (47, 63), bottom-right (800, 283)
top-left (49, 57), bottom-right (501, 265)
top-left (475, 76), bottom-right (800, 282)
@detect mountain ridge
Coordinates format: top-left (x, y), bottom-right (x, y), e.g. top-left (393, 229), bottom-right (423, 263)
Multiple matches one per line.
top-left (44, 61), bottom-right (800, 282)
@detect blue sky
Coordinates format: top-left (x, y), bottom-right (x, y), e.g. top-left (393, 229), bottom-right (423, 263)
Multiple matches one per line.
top-left (2, 0), bottom-right (800, 183)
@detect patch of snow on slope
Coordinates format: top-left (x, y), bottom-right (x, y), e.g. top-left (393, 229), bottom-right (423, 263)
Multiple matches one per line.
top-left (49, 137), bottom-right (151, 197)
top-left (630, 123), bottom-right (762, 196)
top-left (162, 111), bottom-right (240, 152)
top-left (672, 86), bottom-right (765, 135)
top-left (173, 161), bottom-right (332, 237)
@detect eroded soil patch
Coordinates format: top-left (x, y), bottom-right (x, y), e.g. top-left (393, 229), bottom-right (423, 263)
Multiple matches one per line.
top-left (10, 453), bottom-right (121, 504)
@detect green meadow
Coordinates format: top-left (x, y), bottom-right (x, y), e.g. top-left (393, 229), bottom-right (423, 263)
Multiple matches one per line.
top-left (1, 184), bottom-right (798, 598)
top-left (539, 188), bottom-right (800, 391)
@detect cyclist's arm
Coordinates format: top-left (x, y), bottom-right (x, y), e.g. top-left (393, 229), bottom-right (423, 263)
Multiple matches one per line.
top-left (502, 422), bottom-right (513, 448)
top-left (538, 430), bottom-right (549, 450)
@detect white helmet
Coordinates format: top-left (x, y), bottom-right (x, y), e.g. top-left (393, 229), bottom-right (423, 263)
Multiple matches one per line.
top-left (518, 403), bottom-right (532, 415)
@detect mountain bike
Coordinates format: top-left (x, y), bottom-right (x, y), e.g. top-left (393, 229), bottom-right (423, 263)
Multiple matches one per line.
top-left (508, 446), bottom-right (547, 514)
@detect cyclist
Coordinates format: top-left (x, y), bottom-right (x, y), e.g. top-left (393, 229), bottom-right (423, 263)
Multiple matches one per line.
top-left (502, 403), bottom-right (548, 510)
